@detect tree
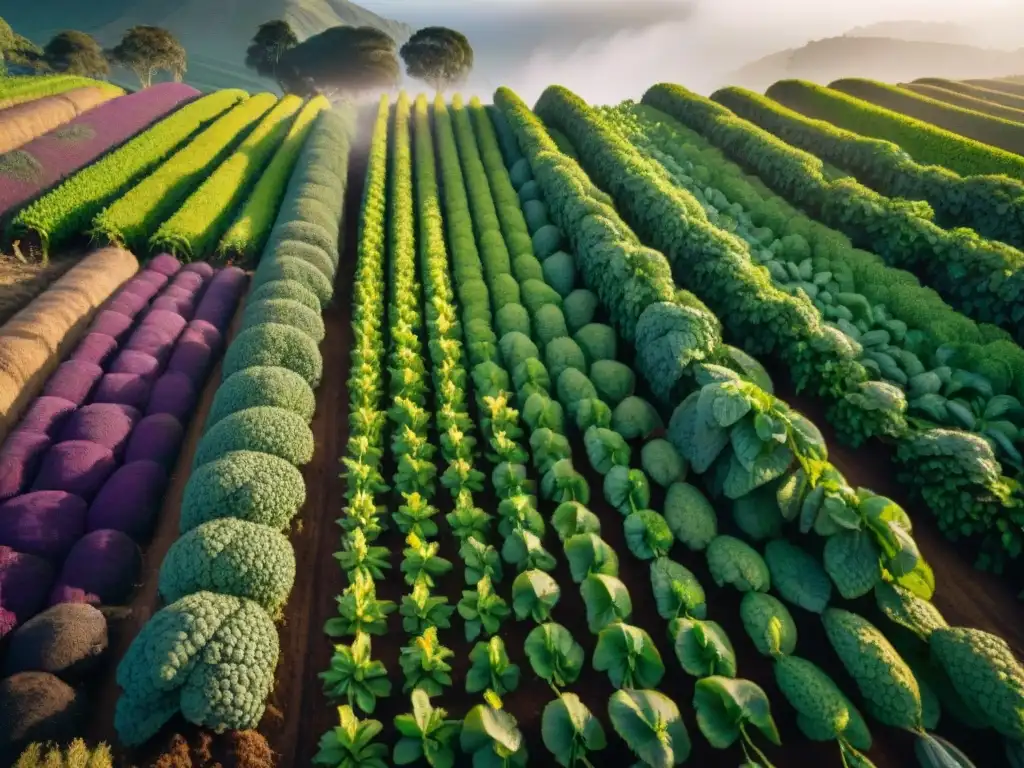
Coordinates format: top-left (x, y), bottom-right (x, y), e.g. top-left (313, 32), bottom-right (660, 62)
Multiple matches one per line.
top-left (108, 26), bottom-right (186, 88)
top-left (278, 26), bottom-right (399, 98)
top-left (245, 19), bottom-right (298, 90)
top-left (399, 27), bottom-right (473, 94)
top-left (44, 31), bottom-right (109, 78)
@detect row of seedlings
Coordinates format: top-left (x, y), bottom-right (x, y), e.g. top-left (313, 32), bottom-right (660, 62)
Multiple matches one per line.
top-left (493, 86), bottom-right (1024, 767)
top-left (111, 108), bottom-right (353, 747)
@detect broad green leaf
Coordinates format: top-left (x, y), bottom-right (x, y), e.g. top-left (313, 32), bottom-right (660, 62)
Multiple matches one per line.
top-left (524, 622), bottom-right (585, 687)
top-left (693, 676), bottom-right (781, 749)
top-left (593, 622), bottom-right (665, 689)
top-left (823, 531), bottom-right (882, 599)
top-left (670, 617), bottom-right (737, 678)
top-left (607, 689), bottom-right (691, 767)
top-left (512, 569), bottom-right (561, 622)
top-left (580, 573), bottom-right (632, 633)
top-left (541, 693), bottom-right (606, 767)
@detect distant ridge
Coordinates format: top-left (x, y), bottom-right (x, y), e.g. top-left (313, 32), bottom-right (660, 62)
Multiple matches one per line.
top-left (4, 0), bottom-right (413, 92)
top-left (726, 36), bottom-right (1024, 94)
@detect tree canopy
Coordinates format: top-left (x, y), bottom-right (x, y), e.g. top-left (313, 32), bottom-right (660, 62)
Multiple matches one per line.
top-left (245, 19), bottom-right (298, 89)
top-left (400, 26), bottom-right (474, 93)
top-left (278, 26), bottom-right (399, 97)
top-left (44, 30), bottom-right (109, 78)
top-left (108, 26), bottom-right (186, 88)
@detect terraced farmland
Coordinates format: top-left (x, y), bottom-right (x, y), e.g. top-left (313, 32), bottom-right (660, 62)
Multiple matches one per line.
top-left (1, 71), bottom-right (1024, 768)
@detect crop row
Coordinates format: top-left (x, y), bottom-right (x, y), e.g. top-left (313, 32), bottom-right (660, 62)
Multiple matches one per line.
top-left (966, 78), bottom-right (1024, 98)
top-left (596, 98), bottom-right (1024, 572)
top-left (0, 83), bottom-right (200, 221)
top-left (6, 89), bottom-right (247, 258)
top-left (826, 78), bottom-right (1024, 156)
top-left (216, 96), bottom-right (330, 265)
top-left (765, 79), bottom-right (1024, 179)
top-left (91, 93), bottom-right (278, 252)
top-left (493, 85), bottom-right (1024, 767)
top-left (915, 78), bottom-right (1024, 111)
top-left (111, 107), bottom-right (353, 746)
top-left (149, 95), bottom-right (304, 260)
top-left (0, 75), bottom-right (123, 110)
top-left (0, 253), bottom-right (247, 759)
top-left (0, 86), bottom-right (119, 155)
top-left (644, 85), bottom-right (1024, 376)
top-left (0, 248), bottom-right (138, 442)
top-left (710, 85), bottom-right (1024, 253)
top-left (902, 81), bottom-right (1024, 122)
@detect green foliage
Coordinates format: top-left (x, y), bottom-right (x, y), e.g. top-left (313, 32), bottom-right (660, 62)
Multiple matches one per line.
top-left (400, 627), bottom-right (455, 696)
top-left (525, 622), bottom-right (584, 686)
top-left (512, 568), bottom-right (560, 622)
top-left (242, 297), bottom-right (326, 342)
top-left (400, 26), bottom-right (474, 92)
top-left (545, 336), bottom-right (587, 382)
top-left (762, 539), bottom-right (833, 614)
top-left (706, 535), bottom-right (771, 593)
top-left (222, 322), bottom-right (323, 387)
top-left (179, 450), bottom-right (306, 532)
top-left (607, 689), bottom-right (691, 767)
top-left (460, 693), bottom-right (528, 767)
top-left (603, 465), bottom-right (651, 515)
top-left (114, 592), bottom-right (279, 745)
top-left (573, 323), bottom-right (617, 364)
top-left (206, 366), bottom-right (316, 430)
top-left (8, 90), bottom-right (246, 257)
top-left (542, 250), bottom-right (577, 297)
top-left (158, 517), bottom-right (295, 615)
top-left (562, 289), bottom-right (598, 334)
top-left (624, 509), bottom-right (674, 560)
top-left (280, 26), bottom-right (399, 96)
top-left (541, 693), bottom-right (606, 767)
top-left (565, 533), bottom-right (618, 582)
top-left (467, 636), bottom-right (520, 696)
top-left (580, 572), bottom-right (632, 633)
top-left (320, 632), bottom-right (392, 714)
top-left (593, 622), bottom-right (665, 688)
top-left (394, 690), bottom-right (462, 768)
top-left (192, 405), bottom-right (314, 469)
top-left (740, 592), bottom-right (797, 657)
top-left (650, 557), bottom-right (707, 621)
top-left (663, 482), bottom-right (718, 550)
top-left (458, 575), bottom-right (510, 641)
top-left (533, 303), bottom-right (569, 346)
top-left (670, 616), bottom-right (737, 678)
top-left (640, 438), bottom-right (686, 487)
top-left (109, 25), bottom-right (186, 87)
top-left (325, 572), bottom-right (396, 637)
top-left (314, 705), bottom-right (388, 768)
top-left (692, 676), bottom-right (781, 765)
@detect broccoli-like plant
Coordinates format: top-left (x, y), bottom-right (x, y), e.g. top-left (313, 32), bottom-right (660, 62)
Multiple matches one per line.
top-left (400, 581), bottom-right (455, 635)
top-left (320, 632), bottom-right (392, 714)
top-left (314, 705), bottom-right (388, 768)
top-left (593, 623), bottom-right (665, 689)
top-left (460, 691), bottom-right (529, 767)
top-left (693, 676), bottom-right (781, 767)
top-left (114, 592), bottom-right (279, 745)
top-left (525, 622), bottom-right (585, 687)
top-left (580, 573), bottom-right (632, 633)
top-left (608, 689), bottom-right (691, 767)
top-left (542, 692), bottom-right (607, 767)
top-left (589, 360), bottom-right (635, 406)
top-left (458, 574), bottom-right (510, 641)
top-left (394, 492), bottom-right (441, 538)
top-left (192, 406), bottom-right (315, 469)
top-left (335, 527), bottom-right (391, 582)
top-left (512, 569), bottom-right (561, 622)
top-left (400, 626), bottom-right (455, 696)
top-left (467, 636), bottom-right (521, 696)
top-left (394, 689), bottom-right (462, 768)
top-left (325, 572), bottom-right (396, 637)
top-left (401, 533), bottom-right (454, 588)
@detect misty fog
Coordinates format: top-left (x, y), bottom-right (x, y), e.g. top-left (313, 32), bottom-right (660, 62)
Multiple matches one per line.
top-left (366, 0), bottom-right (1024, 105)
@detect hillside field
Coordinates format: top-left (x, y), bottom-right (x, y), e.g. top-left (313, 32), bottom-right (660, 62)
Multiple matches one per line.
top-left (1, 72), bottom-right (1024, 768)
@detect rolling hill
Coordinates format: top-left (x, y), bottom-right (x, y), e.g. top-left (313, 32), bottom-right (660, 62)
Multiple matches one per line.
top-left (727, 36), bottom-right (1024, 93)
top-left (3, 0), bottom-right (412, 92)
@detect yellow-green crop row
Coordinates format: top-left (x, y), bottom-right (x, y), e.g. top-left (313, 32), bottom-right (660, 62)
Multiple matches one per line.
top-left (149, 94), bottom-right (304, 260)
top-left (902, 82), bottom-right (1024, 123)
top-left (91, 92), bottom-right (278, 252)
top-left (0, 75), bottom-right (123, 108)
top-left (216, 95), bottom-right (330, 265)
top-left (6, 89), bottom-right (247, 258)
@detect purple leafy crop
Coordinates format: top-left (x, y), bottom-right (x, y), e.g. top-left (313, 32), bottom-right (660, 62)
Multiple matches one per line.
top-left (0, 491), bottom-right (87, 561)
top-left (87, 460), bottom-right (168, 541)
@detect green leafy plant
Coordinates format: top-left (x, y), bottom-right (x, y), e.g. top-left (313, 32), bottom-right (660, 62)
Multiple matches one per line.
top-left (320, 632), bottom-right (392, 714)
top-left (542, 692), bottom-right (607, 767)
top-left (400, 626), bottom-right (455, 696)
top-left (400, 581), bottom-right (455, 635)
top-left (460, 536), bottom-right (504, 584)
top-left (467, 636), bottom-right (521, 695)
top-left (458, 575), bottom-right (511, 641)
top-left (580, 573), bottom-right (632, 633)
top-left (502, 528), bottom-right (557, 571)
top-left (401, 533), bottom-right (454, 588)
top-left (446, 491), bottom-right (493, 541)
top-left (593, 622), bottom-right (665, 689)
top-left (512, 569), bottom-right (561, 622)
top-left (607, 689), bottom-right (691, 767)
top-left (394, 689), bottom-right (462, 768)
top-left (314, 705), bottom-right (389, 767)
top-left (669, 616), bottom-right (738, 678)
top-left (524, 622), bottom-right (585, 687)
top-left (395, 491), bottom-right (441, 538)
top-left (335, 527), bottom-right (391, 582)
top-left (325, 572), bottom-right (396, 637)
top-left (460, 691), bottom-right (529, 767)
top-left (565, 534), bottom-right (619, 583)
top-left (693, 677), bottom-right (781, 767)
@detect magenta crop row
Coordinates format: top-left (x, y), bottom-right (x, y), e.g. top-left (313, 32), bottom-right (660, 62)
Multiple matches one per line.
top-left (0, 84), bottom-right (200, 220)
top-left (0, 253), bottom-right (247, 639)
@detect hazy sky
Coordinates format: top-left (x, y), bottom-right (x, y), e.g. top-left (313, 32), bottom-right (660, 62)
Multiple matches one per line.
top-left (358, 0), bottom-right (1023, 103)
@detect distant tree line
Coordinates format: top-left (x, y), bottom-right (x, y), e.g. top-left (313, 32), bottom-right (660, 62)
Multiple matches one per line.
top-left (245, 20), bottom-right (474, 97)
top-left (1, 13), bottom-right (475, 97)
